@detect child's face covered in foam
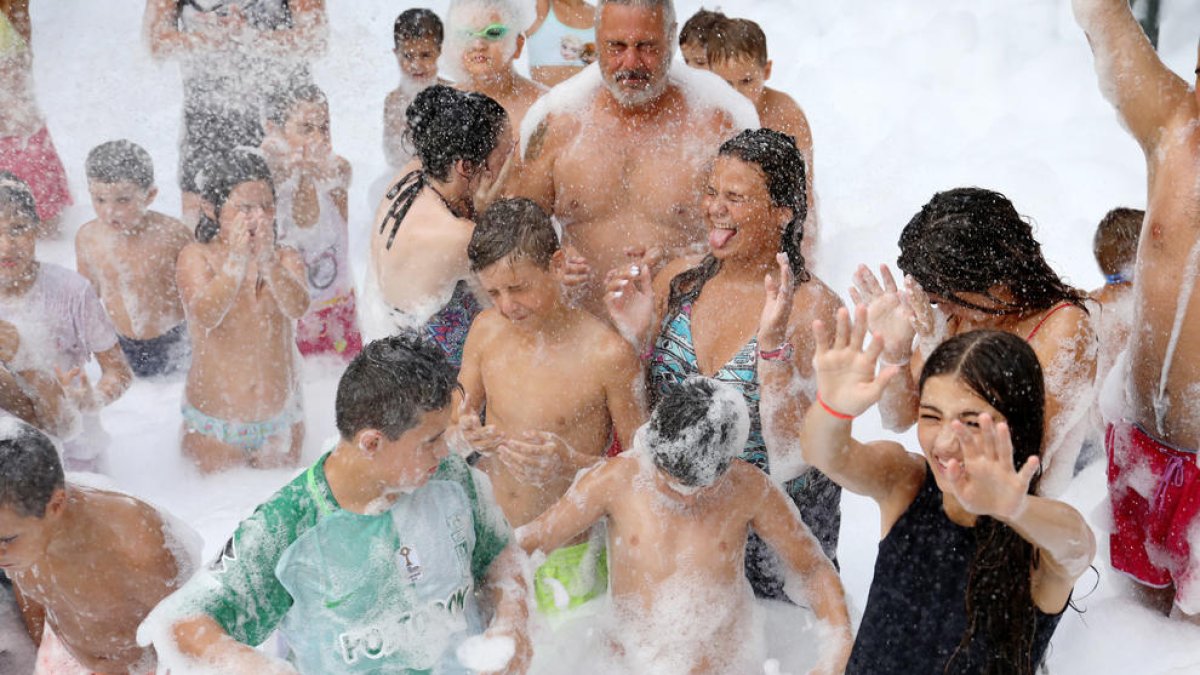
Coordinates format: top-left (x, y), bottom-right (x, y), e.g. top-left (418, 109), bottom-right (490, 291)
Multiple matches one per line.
top-left (447, 4), bottom-right (521, 82)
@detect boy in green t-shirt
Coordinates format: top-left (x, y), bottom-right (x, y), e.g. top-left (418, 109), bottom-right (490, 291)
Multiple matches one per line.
top-left (144, 335), bottom-right (531, 674)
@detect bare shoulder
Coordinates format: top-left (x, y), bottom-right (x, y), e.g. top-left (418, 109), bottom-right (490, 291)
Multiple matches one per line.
top-left (1035, 302), bottom-right (1095, 344)
top-left (467, 308), bottom-right (509, 347)
top-left (792, 273), bottom-right (843, 325)
top-left (88, 489), bottom-right (172, 568)
top-left (524, 111), bottom-right (578, 163)
top-left (176, 241), bottom-right (211, 271)
top-left (763, 89), bottom-right (811, 136)
top-left (74, 220), bottom-right (103, 254)
top-left (150, 211), bottom-right (193, 245)
top-left (578, 311), bottom-right (637, 361)
top-left (652, 253), bottom-right (706, 298)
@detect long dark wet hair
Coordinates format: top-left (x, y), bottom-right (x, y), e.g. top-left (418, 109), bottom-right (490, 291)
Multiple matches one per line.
top-left (897, 187), bottom-right (1087, 316)
top-left (919, 330), bottom-right (1045, 675)
top-left (194, 150), bottom-right (275, 244)
top-left (667, 128), bottom-right (809, 317)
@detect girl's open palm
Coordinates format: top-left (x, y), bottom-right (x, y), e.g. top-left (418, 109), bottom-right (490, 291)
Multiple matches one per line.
top-left (811, 306), bottom-right (900, 418)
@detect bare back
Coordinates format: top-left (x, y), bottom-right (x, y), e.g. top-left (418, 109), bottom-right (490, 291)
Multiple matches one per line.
top-left (179, 243), bottom-right (302, 421)
top-left (13, 488), bottom-right (190, 672)
top-left (75, 212), bottom-right (191, 339)
top-left (369, 182), bottom-right (475, 324)
top-left (517, 86), bottom-right (735, 312)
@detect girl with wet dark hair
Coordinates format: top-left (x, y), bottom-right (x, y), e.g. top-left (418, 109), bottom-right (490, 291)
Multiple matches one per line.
top-left (802, 310), bottom-right (1096, 675)
top-left (365, 85), bottom-right (512, 368)
top-left (606, 128), bottom-right (843, 599)
top-left (853, 187), bottom-right (1097, 496)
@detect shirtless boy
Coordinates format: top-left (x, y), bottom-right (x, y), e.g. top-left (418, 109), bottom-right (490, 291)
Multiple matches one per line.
top-left (519, 377), bottom-right (851, 673)
top-left (698, 15), bottom-right (820, 263)
top-left (455, 198), bottom-right (646, 609)
top-left (511, 0), bottom-right (752, 313)
top-left (446, 0), bottom-right (545, 136)
top-left (263, 84), bottom-right (362, 360)
top-left (76, 140), bottom-right (193, 378)
top-left (1076, 0), bottom-right (1200, 619)
top-left (156, 335), bottom-right (530, 674)
top-left (0, 173), bottom-right (131, 472)
top-left (176, 151), bottom-right (309, 473)
top-left (384, 8), bottom-right (449, 170)
top-left (1090, 207), bottom-right (1142, 381)
top-left (0, 419), bottom-right (196, 673)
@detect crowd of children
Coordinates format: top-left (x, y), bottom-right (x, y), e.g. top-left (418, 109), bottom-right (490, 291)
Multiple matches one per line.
top-left (0, 0), bottom-right (1192, 673)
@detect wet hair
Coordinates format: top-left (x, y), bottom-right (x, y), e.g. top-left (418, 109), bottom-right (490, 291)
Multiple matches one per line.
top-left (85, 140), bottom-right (154, 189)
top-left (705, 17), bottom-right (768, 67)
top-left (1092, 207), bottom-right (1142, 278)
top-left (264, 83), bottom-right (328, 127)
top-left (667, 128), bottom-right (809, 317)
top-left (394, 8), bottom-right (444, 49)
top-left (678, 8), bottom-right (725, 47)
top-left (0, 420), bottom-right (64, 518)
top-left (405, 85), bottom-right (509, 182)
top-left (194, 151), bottom-right (275, 244)
top-left (597, 0), bottom-right (676, 35)
top-left (646, 377), bottom-right (748, 487)
top-left (0, 172), bottom-right (39, 224)
top-left (468, 198), bottom-right (559, 272)
top-left (918, 330), bottom-right (1046, 675)
top-left (336, 335), bottom-right (458, 441)
top-left (897, 187), bottom-right (1088, 316)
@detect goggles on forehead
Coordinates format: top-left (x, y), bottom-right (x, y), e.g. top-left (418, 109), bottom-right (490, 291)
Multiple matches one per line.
top-left (464, 23), bottom-right (510, 41)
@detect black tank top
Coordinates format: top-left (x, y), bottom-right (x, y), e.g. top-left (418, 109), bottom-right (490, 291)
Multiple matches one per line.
top-left (847, 469), bottom-right (1065, 674)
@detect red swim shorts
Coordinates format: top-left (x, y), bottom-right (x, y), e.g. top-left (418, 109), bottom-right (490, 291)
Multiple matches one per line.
top-left (296, 291), bottom-right (363, 360)
top-left (0, 126), bottom-right (72, 222)
top-left (1107, 420), bottom-right (1200, 613)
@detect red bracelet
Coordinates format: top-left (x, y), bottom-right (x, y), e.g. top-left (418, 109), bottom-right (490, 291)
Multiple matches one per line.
top-left (816, 393), bottom-right (855, 420)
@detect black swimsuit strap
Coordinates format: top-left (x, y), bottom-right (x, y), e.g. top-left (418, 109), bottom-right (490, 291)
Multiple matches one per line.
top-left (379, 170), bottom-right (426, 250)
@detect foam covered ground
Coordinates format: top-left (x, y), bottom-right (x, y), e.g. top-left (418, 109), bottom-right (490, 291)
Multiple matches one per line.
top-left (22, 1), bottom-right (1200, 672)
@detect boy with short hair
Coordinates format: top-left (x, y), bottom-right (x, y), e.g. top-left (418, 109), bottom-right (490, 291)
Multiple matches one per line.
top-left (0, 172), bottom-right (132, 472)
top-left (698, 14), bottom-right (821, 261)
top-left (677, 7), bottom-right (726, 69)
top-left (1090, 207), bottom-right (1143, 384)
top-left (384, 8), bottom-right (450, 170)
top-left (263, 84), bottom-right (363, 360)
top-left (154, 335), bottom-right (531, 674)
top-left (455, 197), bottom-right (646, 611)
top-left (519, 378), bottom-right (852, 673)
top-left (0, 419), bottom-right (197, 673)
top-left (76, 140), bottom-right (193, 378)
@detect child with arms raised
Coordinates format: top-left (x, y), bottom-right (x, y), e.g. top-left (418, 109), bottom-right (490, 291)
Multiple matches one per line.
top-left (802, 308), bottom-right (1095, 673)
top-left (263, 84), bottom-right (362, 360)
top-left (455, 197), bottom-right (646, 610)
top-left (76, 140), bottom-right (193, 378)
top-left (520, 377), bottom-right (851, 674)
top-left (0, 420), bottom-right (197, 673)
top-left (176, 151), bottom-right (309, 473)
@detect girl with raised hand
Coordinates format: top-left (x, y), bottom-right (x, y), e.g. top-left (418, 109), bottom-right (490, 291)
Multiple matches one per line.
top-left (801, 306), bottom-right (1096, 675)
top-left (604, 128), bottom-right (843, 599)
top-left (852, 187), bottom-right (1097, 496)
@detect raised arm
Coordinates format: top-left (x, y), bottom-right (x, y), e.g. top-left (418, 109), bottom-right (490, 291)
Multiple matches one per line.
top-left (800, 306), bottom-right (925, 512)
top-left (172, 616), bottom-right (296, 674)
top-left (176, 245), bottom-right (246, 330)
top-left (749, 472), bottom-right (851, 675)
top-left (940, 414), bottom-right (1096, 614)
top-left (143, 0), bottom-right (208, 60)
top-left (1073, 0), bottom-right (1194, 151)
top-left (516, 460), bottom-right (614, 556)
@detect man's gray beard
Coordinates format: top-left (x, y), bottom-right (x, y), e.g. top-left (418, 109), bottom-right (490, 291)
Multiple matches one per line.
top-left (605, 73), bottom-right (670, 109)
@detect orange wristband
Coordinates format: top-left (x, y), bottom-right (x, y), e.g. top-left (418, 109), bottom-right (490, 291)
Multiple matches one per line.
top-left (816, 393), bottom-right (855, 421)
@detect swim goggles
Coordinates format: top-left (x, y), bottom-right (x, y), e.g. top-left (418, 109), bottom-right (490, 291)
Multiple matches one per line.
top-left (464, 23), bottom-right (510, 41)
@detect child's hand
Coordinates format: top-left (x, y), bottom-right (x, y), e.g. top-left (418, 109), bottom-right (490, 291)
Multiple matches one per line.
top-left (560, 245), bottom-right (591, 289)
top-left (905, 275), bottom-right (941, 349)
top-left (604, 258), bottom-right (655, 352)
top-left (0, 321), bottom-right (19, 363)
top-left (811, 306), bottom-right (899, 418)
top-left (757, 252), bottom-right (795, 351)
top-left (458, 412), bottom-right (506, 456)
top-left (54, 366), bottom-right (99, 412)
top-left (498, 432), bottom-right (572, 486)
top-left (943, 414), bottom-right (1039, 521)
top-left (848, 264), bottom-right (915, 364)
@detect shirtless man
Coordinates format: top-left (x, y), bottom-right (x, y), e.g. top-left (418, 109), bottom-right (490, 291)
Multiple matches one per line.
top-left (0, 420), bottom-right (196, 673)
top-left (519, 377), bottom-right (851, 673)
top-left (454, 198), bottom-right (646, 610)
top-left (176, 151), bottom-right (309, 473)
top-left (1075, 0), bottom-right (1200, 620)
top-left (446, 0), bottom-right (546, 136)
top-left (76, 140), bottom-right (193, 378)
top-left (510, 0), bottom-right (756, 314)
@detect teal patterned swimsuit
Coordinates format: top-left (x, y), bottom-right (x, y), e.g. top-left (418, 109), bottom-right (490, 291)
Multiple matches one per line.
top-left (651, 280), bottom-right (842, 598)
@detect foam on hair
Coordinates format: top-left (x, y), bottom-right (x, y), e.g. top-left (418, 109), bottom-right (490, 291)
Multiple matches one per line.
top-left (85, 140), bottom-right (155, 188)
top-left (645, 377), bottom-right (750, 487)
top-left (0, 418), bottom-right (64, 518)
